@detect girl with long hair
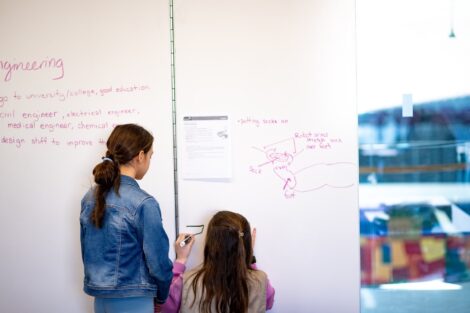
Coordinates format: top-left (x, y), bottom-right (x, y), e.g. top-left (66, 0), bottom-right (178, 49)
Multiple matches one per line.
top-left (80, 124), bottom-right (173, 313)
top-left (160, 210), bottom-right (275, 313)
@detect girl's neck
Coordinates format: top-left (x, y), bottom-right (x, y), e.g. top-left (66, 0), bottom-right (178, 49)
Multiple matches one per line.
top-left (120, 165), bottom-right (136, 179)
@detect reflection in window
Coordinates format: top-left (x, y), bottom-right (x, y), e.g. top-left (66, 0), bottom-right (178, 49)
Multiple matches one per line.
top-left (357, 1), bottom-right (470, 312)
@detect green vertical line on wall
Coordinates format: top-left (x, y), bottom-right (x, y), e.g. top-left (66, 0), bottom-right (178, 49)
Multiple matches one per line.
top-left (169, 0), bottom-right (180, 236)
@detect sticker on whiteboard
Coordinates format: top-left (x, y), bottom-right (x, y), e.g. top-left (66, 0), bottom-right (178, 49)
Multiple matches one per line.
top-left (402, 94), bottom-right (413, 117)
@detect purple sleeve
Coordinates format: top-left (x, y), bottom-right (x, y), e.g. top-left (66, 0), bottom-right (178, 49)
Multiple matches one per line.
top-left (251, 263), bottom-right (275, 310)
top-left (160, 262), bottom-right (186, 313)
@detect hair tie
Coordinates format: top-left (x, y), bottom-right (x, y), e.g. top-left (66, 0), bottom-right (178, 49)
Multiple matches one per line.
top-left (102, 157), bottom-right (114, 163)
top-left (239, 231), bottom-right (244, 237)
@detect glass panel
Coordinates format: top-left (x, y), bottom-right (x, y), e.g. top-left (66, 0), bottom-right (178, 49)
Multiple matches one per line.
top-left (357, 1), bottom-right (470, 312)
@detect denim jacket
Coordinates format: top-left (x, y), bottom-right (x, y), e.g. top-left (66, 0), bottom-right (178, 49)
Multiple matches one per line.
top-left (80, 175), bottom-right (173, 302)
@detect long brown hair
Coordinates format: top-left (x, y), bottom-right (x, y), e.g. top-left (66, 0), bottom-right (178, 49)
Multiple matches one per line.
top-left (190, 211), bottom-right (254, 313)
top-left (91, 124), bottom-right (153, 228)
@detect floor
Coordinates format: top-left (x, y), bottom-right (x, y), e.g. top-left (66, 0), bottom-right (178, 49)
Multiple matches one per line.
top-left (361, 281), bottom-right (470, 313)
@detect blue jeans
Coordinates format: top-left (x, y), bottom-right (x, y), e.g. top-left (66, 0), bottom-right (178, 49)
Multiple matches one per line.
top-left (94, 297), bottom-right (153, 313)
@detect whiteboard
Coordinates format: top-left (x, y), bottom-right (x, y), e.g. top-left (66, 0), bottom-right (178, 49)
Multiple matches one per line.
top-left (173, 0), bottom-right (360, 312)
top-left (0, 1), bottom-right (359, 312)
top-left (0, 1), bottom-right (175, 312)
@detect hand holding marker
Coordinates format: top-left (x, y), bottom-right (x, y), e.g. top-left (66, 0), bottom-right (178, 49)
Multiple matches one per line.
top-left (179, 235), bottom-right (192, 247)
top-left (179, 225), bottom-right (204, 247)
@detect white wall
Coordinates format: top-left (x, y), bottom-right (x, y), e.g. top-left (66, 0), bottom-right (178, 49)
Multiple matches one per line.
top-left (0, 1), bottom-right (359, 312)
top-left (174, 0), bottom-right (359, 312)
top-left (0, 1), bottom-right (175, 312)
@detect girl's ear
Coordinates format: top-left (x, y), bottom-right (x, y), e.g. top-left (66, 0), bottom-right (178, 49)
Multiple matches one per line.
top-left (137, 150), bottom-right (145, 162)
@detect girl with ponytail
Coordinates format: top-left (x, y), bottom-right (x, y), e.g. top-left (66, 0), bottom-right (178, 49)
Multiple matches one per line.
top-left (159, 211), bottom-right (275, 313)
top-left (80, 124), bottom-right (173, 313)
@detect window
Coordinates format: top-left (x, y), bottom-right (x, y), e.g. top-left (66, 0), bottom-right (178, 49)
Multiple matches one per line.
top-left (357, 1), bottom-right (470, 312)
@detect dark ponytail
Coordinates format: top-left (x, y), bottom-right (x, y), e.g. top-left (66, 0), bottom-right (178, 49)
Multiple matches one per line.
top-left (91, 156), bottom-right (119, 228)
top-left (90, 124), bottom-right (153, 228)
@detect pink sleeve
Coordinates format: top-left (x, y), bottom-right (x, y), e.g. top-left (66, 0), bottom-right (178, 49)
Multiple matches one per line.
top-left (160, 261), bottom-right (186, 313)
top-left (251, 263), bottom-right (275, 310)
top-left (265, 278), bottom-right (275, 310)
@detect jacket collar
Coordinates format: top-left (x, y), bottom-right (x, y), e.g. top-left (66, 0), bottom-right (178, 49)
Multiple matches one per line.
top-left (120, 175), bottom-right (139, 188)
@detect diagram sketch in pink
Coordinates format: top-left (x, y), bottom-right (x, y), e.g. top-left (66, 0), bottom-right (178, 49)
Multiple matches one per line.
top-left (251, 136), bottom-right (356, 199)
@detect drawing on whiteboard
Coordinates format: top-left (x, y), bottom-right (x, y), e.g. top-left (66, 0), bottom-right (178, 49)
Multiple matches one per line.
top-left (249, 133), bottom-right (356, 199)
